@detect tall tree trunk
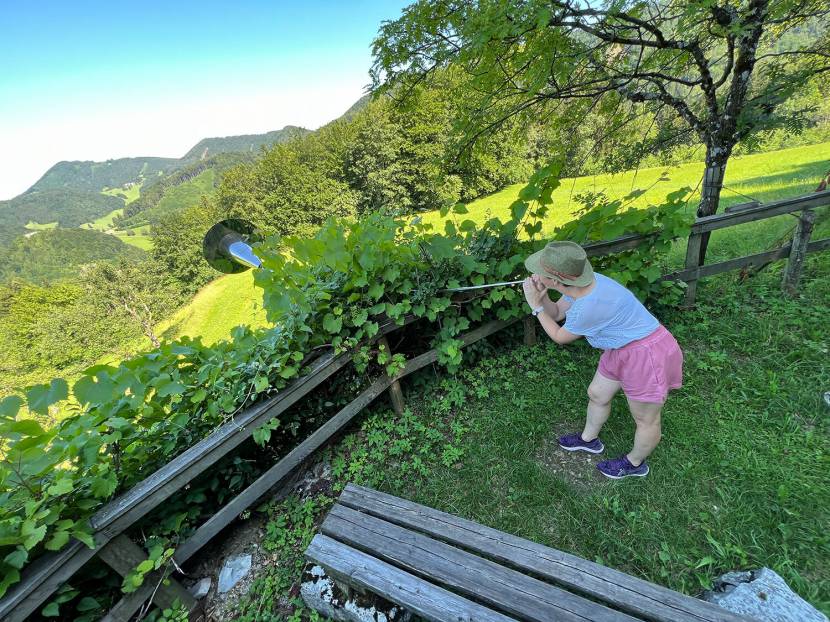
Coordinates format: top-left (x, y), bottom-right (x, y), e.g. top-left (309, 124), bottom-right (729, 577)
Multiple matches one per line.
top-left (696, 144), bottom-right (729, 265)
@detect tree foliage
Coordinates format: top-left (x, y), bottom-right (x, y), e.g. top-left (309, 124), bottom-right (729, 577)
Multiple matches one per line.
top-left (371, 0), bottom-right (830, 223)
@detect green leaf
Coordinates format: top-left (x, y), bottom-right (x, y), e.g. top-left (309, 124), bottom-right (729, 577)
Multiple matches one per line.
top-left (76, 597), bottom-right (100, 612)
top-left (41, 602), bottom-right (60, 617)
top-left (323, 314), bottom-right (342, 334)
top-left (156, 381), bottom-right (186, 398)
top-left (0, 568), bottom-right (20, 599)
top-left (23, 524), bottom-right (47, 549)
top-left (254, 376), bottom-right (269, 392)
top-left (73, 373), bottom-right (115, 406)
top-left (45, 530), bottom-right (70, 551)
top-left (452, 203), bottom-right (469, 214)
top-left (4, 548), bottom-right (27, 569)
top-left (25, 379), bottom-right (68, 415)
top-left (73, 529), bottom-right (96, 549)
top-left (0, 395), bottom-right (23, 419)
top-left (47, 478), bottom-right (73, 496)
top-left (90, 473), bottom-right (118, 498)
top-left (190, 388), bottom-right (207, 404)
top-left (136, 559), bottom-right (155, 573)
top-left (9, 420), bottom-right (44, 436)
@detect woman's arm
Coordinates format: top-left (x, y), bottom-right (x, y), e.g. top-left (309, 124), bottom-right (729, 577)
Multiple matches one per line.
top-left (536, 311), bottom-right (581, 344)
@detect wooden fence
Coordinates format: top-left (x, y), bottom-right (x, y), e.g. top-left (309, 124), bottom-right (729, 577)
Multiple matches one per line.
top-left (1, 189), bottom-right (828, 622)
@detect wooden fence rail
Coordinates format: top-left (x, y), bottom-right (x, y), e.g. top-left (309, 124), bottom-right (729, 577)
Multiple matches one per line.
top-left (2, 189), bottom-right (828, 622)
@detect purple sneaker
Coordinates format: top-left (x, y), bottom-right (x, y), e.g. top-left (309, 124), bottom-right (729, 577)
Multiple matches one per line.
top-left (597, 455), bottom-right (649, 479)
top-left (557, 433), bottom-right (604, 454)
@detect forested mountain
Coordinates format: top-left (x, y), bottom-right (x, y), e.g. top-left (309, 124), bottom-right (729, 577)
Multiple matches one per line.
top-left (0, 190), bottom-right (124, 235)
top-left (0, 228), bottom-right (145, 284)
top-left (26, 157), bottom-right (180, 194)
top-left (180, 125), bottom-right (310, 160)
top-left (117, 152), bottom-right (254, 227)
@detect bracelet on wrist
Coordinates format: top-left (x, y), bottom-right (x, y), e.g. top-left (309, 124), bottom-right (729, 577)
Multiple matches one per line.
top-left (531, 305), bottom-right (544, 317)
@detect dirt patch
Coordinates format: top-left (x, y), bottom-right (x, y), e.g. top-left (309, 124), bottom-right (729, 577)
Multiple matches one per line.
top-left (535, 431), bottom-right (608, 491)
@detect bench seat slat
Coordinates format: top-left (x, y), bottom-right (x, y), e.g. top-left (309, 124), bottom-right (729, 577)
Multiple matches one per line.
top-left (323, 504), bottom-right (639, 622)
top-left (305, 535), bottom-right (518, 622)
top-left (338, 484), bottom-right (750, 622)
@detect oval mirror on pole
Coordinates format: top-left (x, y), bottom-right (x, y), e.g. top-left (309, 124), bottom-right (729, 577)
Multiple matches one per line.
top-left (202, 219), bottom-right (263, 274)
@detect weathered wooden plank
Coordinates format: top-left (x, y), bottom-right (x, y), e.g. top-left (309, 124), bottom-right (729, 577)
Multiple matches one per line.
top-left (98, 536), bottom-right (195, 615)
top-left (682, 232), bottom-right (703, 307)
top-left (306, 535), bottom-right (518, 622)
top-left (583, 233), bottom-right (652, 257)
top-left (691, 190), bottom-right (830, 234)
top-left (782, 209), bottom-right (816, 295)
top-left (522, 316), bottom-right (537, 346)
top-left (662, 237), bottom-right (830, 283)
top-left (378, 336), bottom-right (406, 415)
top-left (323, 504), bottom-right (637, 622)
top-left (338, 485), bottom-right (751, 622)
top-left (173, 317), bottom-right (518, 566)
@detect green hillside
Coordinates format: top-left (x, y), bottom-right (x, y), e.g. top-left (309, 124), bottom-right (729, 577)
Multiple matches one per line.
top-left (424, 141), bottom-right (830, 263)
top-left (0, 228), bottom-right (146, 284)
top-left (26, 157), bottom-right (178, 193)
top-left (157, 270), bottom-right (268, 345)
top-left (181, 125), bottom-right (310, 160)
top-left (0, 190), bottom-right (124, 234)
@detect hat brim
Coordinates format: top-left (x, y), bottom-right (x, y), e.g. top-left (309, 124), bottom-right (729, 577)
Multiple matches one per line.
top-left (524, 249), bottom-right (594, 287)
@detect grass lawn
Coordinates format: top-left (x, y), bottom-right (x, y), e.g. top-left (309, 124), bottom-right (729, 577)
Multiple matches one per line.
top-left (102, 183), bottom-right (141, 205)
top-left (157, 270), bottom-right (268, 345)
top-left (23, 220), bottom-right (58, 230)
top-left (80, 208), bottom-right (124, 231)
top-left (113, 230), bottom-right (153, 250)
top-left (425, 141), bottom-right (830, 266)
top-left (236, 251), bottom-right (830, 621)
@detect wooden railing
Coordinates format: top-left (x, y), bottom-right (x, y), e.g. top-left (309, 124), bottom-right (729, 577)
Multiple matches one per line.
top-left (1, 189), bottom-right (828, 622)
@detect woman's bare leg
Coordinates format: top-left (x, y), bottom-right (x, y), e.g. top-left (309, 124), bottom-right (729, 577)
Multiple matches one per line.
top-left (582, 370), bottom-right (621, 441)
top-left (626, 399), bottom-right (663, 466)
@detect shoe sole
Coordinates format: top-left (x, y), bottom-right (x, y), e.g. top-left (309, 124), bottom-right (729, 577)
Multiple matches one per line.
top-left (558, 442), bottom-right (605, 454)
top-left (598, 465), bottom-right (650, 479)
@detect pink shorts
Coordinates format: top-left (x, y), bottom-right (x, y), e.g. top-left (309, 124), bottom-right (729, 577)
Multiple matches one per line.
top-left (598, 325), bottom-right (683, 404)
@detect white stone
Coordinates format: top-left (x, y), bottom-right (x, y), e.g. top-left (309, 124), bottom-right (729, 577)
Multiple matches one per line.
top-left (188, 577), bottom-right (211, 600)
top-left (703, 568), bottom-right (827, 622)
top-left (217, 554), bottom-right (252, 594)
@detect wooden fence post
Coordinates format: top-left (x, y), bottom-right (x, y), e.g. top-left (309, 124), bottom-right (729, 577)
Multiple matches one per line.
top-left (682, 231), bottom-right (703, 308)
top-left (378, 336), bottom-right (405, 415)
top-left (98, 535), bottom-right (197, 622)
top-left (523, 315), bottom-right (537, 346)
top-left (782, 209), bottom-right (816, 295)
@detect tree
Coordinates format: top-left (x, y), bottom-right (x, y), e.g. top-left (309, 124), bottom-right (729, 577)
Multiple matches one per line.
top-left (371, 0), bottom-right (830, 260)
top-left (83, 261), bottom-right (178, 348)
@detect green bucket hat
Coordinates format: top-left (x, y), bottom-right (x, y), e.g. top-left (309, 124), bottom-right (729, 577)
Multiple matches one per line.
top-left (524, 241), bottom-right (594, 287)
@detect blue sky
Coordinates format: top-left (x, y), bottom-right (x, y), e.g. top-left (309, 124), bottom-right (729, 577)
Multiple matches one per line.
top-left (0, 0), bottom-right (410, 199)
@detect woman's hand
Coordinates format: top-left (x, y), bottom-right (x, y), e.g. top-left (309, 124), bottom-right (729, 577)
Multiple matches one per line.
top-left (522, 276), bottom-right (548, 309)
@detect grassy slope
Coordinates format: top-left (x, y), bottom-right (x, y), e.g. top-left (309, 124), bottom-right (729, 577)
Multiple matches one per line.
top-left (157, 270), bottom-right (268, 345)
top-left (428, 142), bottom-right (830, 264)
top-left (126, 169), bottom-right (216, 228)
top-left (24, 221), bottom-right (58, 230)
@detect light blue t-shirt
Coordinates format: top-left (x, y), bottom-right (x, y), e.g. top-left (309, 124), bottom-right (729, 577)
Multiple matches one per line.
top-left (562, 273), bottom-right (659, 350)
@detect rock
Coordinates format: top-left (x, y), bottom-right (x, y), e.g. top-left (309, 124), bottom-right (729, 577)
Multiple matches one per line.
top-left (300, 564), bottom-right (411, 622)
top-left (823, 391), bottom-right (830, 408)
top-left (188, 577), bottom-right (211, 600)
top-left (701, 567), bottom-right (827, 622)
top-left (217, 554), bottom-right (252, 594)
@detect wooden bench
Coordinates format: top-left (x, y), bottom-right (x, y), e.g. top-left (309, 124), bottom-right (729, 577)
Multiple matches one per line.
top-left (304, 484), bottom-right (753, 622)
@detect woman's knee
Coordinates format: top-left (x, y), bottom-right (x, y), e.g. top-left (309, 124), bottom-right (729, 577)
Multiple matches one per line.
top-left (587, 384), bottom-right (612, 406)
